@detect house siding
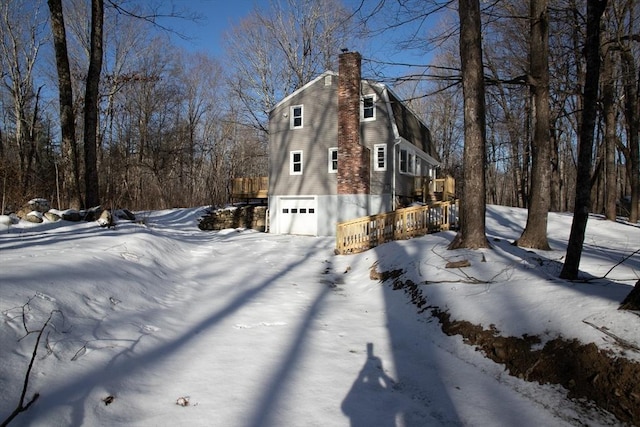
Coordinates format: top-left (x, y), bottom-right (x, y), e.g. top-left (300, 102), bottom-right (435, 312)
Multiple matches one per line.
top-left (267, 52), bottom-right (441, 236)
top-left (362, 85), bottom-right (394, 197)
top-left (269, 75), bottom-right (339, 197)
top-left (268, 75), bottom-right (395, 200)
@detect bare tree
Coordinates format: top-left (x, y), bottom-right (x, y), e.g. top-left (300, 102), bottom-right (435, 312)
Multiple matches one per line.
top-left (619, 44), bottom-right (639, 224)
top-left (224, 0), bottom-right (358, 133)
top-left (48, 0), bottom-right (82, 208)
top-left (516, 0), bottom-right (551, 249)
top-left (560, 0), bottom-right (608, 280)
top-left (448, 0), bottom-right (489, 250)
top-left (600, 33), bottom-right (618, 221)
top-left (83, 0), bottom-right (103, 208)
top-left (0, 0), bottom-right (47, 195)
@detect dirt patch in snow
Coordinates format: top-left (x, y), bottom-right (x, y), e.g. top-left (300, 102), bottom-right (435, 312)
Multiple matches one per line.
top-left (376, 268), bottom-right (640, 426)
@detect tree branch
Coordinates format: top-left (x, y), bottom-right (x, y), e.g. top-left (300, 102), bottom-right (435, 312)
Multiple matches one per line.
top-left (1, 309), bottom-right (60, 427)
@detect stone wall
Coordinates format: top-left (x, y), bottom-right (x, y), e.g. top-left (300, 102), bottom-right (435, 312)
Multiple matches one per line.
top-left (198, 206), bottom-right (268, 231)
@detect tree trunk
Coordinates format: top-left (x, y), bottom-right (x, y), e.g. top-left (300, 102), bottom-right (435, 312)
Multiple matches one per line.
top-left (560, 0), bottom-right (608, 280)
top-left (620, 280), bottom-right (640, 311)
top-left (601, 46), bottom-right (617, 221)
top-left (83, 0), bottom-right (103, 208)
top-left (448, 0), bottom-right (489, 250)
top-left (516, 0), bottom-right (551, 250)
top-left (620, 49), bottom-right (639, 224)
top-left (48, 0), bottom-right (81, 208)
top-left (549, 123), bottom-right (561, 212)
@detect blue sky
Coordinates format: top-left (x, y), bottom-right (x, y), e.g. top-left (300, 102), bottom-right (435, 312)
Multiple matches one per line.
top-left (167, 0), bottom-right (258, 58)
top-left (166, 0), bottom-right (449, 80)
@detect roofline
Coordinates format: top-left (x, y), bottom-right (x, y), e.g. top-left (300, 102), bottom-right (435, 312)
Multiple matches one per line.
top-left (268, 70), bottom-right (437, 155)
top-left (383, 84), bottom-right (434, 139)
top-left (268, 71), bottom-right (338, 114)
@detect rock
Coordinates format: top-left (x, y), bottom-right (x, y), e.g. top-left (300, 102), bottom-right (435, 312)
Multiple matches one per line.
top-left (28, 198), bottom-right (50, 213)
top-left (84, 206), bottom-right (102, 222)
top-left (61, 210), bottom-right (81, 222)
top-left (198, 205), bottom-right (267, 231)
top-left (24, 211), bottom-right (43, 223)
top-left (115, 209), bottom-right (135, 221)
top-left (97, 209), bottom-right (115, 228)
top-left (44, 211), bottom-right (61, 222)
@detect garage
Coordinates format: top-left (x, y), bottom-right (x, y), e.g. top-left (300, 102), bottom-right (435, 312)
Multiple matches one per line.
top-left (278, 196), bottom-right (318, 236)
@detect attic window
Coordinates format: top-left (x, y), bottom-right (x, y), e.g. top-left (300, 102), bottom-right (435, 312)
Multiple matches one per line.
top-left (361, 94), bottom-right (376, 121)
top-left (324, 75), bottom-right (332, 86)
top-left (290, 105), bottom-right (303, 129)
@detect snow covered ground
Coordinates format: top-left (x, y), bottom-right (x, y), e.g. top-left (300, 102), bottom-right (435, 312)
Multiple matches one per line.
top-left (0, 205), bottom-right (638, 426)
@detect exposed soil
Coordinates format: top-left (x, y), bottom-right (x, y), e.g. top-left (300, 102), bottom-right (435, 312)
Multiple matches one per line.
top-left (373, 266), bottom-right (640, 426)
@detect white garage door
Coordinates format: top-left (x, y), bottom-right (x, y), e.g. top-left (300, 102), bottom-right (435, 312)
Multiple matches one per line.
top-left (278, 196), bottom-right (317, 236)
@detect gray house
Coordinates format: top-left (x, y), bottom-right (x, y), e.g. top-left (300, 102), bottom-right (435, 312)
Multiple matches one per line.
top-left (268, 51), bottom-right (441, 236)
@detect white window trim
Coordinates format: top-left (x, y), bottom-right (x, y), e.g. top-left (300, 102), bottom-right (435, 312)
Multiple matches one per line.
top-left (290, 105), bottom-right (303, 129)
top-left (361, 94), bottom-right (376, 121)
top-left (399, 148), bottom-right (419, 176)
top-left (290, 150), bottom-right (303, 175)
top-left (374, 144), bottom-right (386, 171)
top-left (328, 147), bottom-right (338, 173)
top-left (398, 148), bottom-right (423, 176)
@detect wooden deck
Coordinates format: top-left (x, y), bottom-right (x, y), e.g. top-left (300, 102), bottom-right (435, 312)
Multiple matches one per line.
top-left (335, 200), bottom-right (458, 255)
top-left (413, 176), bottom-right (456, 202)
top-left (231, 177), bottom-right (268, 200)
top-left (231, 176), bottom-right (455, 204)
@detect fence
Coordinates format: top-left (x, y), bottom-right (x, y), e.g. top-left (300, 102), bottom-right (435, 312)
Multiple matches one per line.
top-left (335, 200), bottom-right (458, 255)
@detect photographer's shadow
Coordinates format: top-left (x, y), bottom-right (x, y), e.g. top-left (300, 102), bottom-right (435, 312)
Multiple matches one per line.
top-left (342, 343), bottom-right (399, 427)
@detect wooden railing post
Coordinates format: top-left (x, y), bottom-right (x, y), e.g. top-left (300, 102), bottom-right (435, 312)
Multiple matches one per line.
top-left (334, 200), bottom-right (461, 254)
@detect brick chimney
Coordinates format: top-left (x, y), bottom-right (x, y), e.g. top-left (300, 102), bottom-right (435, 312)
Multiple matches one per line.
top-left (337, 51), bottom-right (370, 195)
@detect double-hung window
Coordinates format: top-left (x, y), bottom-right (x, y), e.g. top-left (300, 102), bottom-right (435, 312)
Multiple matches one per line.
top-left (290, 105), bottom-right (303, 129)
top-left (328, 147), bottom-right (338, 173)
top-left (361, 95), bottom-right (376, 121)
top-left (399, 148), bottom-right (417, 175)
top-left (400, 149), bottom-right (408, 174)
top-left (374, 144), bottom-right (386, 171)
top-left (290, 150), bottom-right (303, 175)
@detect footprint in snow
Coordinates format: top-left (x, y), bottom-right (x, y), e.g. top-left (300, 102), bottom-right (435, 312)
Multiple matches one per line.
top-left (36, 291), bottom-right (56, 302)
top-left (141, 324), bottom-right (161, 334)
top-left (120, 252), bottom-right (140, 262)
top-left (233, 322), bottom-right (287, 329)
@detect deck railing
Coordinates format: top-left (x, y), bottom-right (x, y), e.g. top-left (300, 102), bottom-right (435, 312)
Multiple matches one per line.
top-left (232, 177), bottom-right (268, 200)
top-left (433, 177), bottom-right (456, 201)
top-left (335, 200), bottom-right (458, 255)
top-left (413, 176), bottom-right (456, 201)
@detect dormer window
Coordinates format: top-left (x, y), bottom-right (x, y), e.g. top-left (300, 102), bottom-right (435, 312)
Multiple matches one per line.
top-left (290, 105), bottom-right (303, 129)
top-left (361, 94), bottom-right (376, 121)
